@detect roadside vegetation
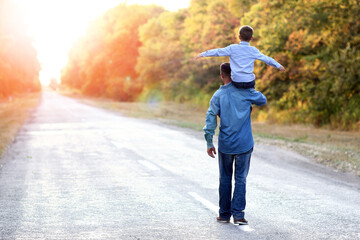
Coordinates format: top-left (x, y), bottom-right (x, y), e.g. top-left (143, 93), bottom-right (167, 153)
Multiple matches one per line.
top-left (59, 88), bottom-right (360, 177)
top-left (0, 1), bottom-right (42, 158)
top-left (61, 0), bottom-right (360, 130)
top-left (0, 92), bottom-right (41, 157)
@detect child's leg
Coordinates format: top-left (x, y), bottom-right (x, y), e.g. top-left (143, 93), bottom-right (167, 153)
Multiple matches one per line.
top-left (232, 81), bottom-right (255, 89)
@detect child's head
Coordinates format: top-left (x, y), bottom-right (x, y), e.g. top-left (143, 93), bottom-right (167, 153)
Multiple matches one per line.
top-left (239, 25), bottom-right (254, 42)
top-left (220, 62), bottom-right (231, 78)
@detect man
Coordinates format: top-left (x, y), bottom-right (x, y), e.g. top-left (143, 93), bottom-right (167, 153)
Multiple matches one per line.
top-left (203, 63), bottom-right (266, 225)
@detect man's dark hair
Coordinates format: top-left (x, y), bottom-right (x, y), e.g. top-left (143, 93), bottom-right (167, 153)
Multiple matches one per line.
top-left (220, 63), bottom-right (231, 77)
top-left (239, 25), bottom-right (253, 41)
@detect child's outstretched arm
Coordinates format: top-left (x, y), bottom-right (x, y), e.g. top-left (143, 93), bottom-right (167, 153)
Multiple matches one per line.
top-left (195, 46), bottom-right (232, 60)
top-left (254, 49), bottom-right (286, 72)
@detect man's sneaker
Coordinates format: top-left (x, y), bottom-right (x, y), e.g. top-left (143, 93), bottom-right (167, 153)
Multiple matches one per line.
top-left (216, 217), bottom-right (230, 223)
top-left (234, 218), bottom-right (248, 225)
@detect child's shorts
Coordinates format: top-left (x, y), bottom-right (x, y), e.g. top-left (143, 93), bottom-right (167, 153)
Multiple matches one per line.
top-left (232, 80), bottom-right (255, 89)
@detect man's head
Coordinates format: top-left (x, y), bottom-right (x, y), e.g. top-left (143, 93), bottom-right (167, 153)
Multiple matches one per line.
top-left (239, 25), bottom-right (254, 42)
top-left (220, 63), bottom-right (231, 84)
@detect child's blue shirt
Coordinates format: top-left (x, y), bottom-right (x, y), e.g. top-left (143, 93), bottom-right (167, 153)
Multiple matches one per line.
top-left (203, 82), bottom-right (267, 154)
top-left (201, 41), bottom-right (282, 83)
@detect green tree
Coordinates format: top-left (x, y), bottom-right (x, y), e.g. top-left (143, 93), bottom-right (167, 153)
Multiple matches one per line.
top-left (242, 0), bottom-right (360, 129)
top-left (136, 10), bottom-right (187, 100)
top-left (61, 4), bottom-right (164, 100)
top-left (62, 0), bottom-right (360, 129)
top-left (179, 0), bottom-right (240, 104)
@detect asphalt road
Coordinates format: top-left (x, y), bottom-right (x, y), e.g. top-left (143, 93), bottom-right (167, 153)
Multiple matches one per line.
top-left (0, 92), bottom-right (359, 240)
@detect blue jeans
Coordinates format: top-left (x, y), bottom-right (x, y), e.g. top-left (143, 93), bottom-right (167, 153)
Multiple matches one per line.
top-left (232, 80), bottom-right (255, 89)
top-left (218, 148), bottom-right (253, 220)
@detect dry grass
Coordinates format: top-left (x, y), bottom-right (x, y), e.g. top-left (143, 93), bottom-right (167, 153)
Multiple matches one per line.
top-left (60, 90), bottom-right (360, 176)
top-left (251, 123), bottom-right (360, 175)
top-left (0, 92), bottom-right (41, 157)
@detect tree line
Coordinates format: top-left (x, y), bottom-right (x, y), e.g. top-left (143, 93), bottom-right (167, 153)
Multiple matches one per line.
top-left (0, 0), bottom-right (41, 98)
top-left (61, 0), bottom-right (360, 130)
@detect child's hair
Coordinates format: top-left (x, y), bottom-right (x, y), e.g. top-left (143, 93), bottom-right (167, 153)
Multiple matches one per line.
top-left (220, 63), bottom-right (231, 77)
top-left (239, 25), bottom-right (254, 41)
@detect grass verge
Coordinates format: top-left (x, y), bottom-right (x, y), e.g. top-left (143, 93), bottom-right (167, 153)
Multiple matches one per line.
top-left (60, 90), bottom-right (360, 177)
top-left (0, 92), bottom-right (41, 157)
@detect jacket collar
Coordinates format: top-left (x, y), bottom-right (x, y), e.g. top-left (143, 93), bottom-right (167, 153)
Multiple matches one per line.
top-left (239, 41), bottom-right (250, 45)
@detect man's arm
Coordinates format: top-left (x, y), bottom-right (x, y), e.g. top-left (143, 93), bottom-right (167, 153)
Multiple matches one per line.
top-left (249, 89), bottom-right (267, 106)
top-left (195, 46), bottom-right (232, 60)
top-left (254, 49), bottom-right (286, 71)
top-left (203, 95), bottom-right (219, 158)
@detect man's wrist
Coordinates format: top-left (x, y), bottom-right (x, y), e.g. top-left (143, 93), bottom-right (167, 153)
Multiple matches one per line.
top-left (207, 142), bottom-right (214, 149)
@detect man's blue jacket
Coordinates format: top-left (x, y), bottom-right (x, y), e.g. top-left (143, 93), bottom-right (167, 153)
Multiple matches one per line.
top-left (204, 82), bottom-right (266, 154)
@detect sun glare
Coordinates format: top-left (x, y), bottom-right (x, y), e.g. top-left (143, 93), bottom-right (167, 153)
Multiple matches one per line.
top-left (12, 0), bottom-right (190, 86)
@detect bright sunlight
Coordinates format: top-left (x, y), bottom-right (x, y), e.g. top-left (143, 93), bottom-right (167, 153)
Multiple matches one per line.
top-left (13, 0), bottom-right (190, 85)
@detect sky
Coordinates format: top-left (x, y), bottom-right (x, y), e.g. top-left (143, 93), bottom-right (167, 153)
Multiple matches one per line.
top-left (13, 0), bottom-right (191, 85)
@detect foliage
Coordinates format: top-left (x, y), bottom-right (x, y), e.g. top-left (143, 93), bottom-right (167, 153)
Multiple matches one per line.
top-left (0, 0), bottom-right (41, 98)
top-left (62, 0), bottom-right (360, 129)
top-left (242, 0), bottom-right (360, 129)
top-left (61, 4), bottom-right (164, 101)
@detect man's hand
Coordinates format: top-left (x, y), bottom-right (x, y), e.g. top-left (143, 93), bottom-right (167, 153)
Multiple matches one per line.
top-left (207, 147), bottom-right (217, 158)
top-left (194, 53), bottom-right (202, 60)
top-left (279, 66), bottom-right (286, 72)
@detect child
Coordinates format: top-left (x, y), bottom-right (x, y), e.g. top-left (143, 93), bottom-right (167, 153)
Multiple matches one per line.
top-left (195, 25), bottom-right (285, 89)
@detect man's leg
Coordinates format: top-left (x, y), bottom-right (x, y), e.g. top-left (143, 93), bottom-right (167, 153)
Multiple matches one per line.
top-left (231, 148), bottom-right (253, 220)
top-left (218, 150), bottom-right (234, 220)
